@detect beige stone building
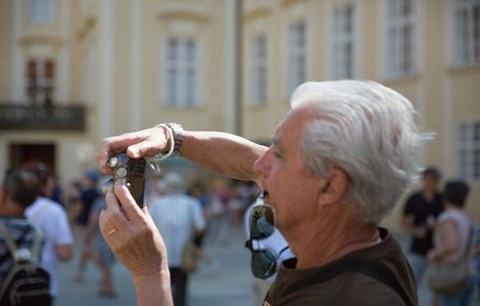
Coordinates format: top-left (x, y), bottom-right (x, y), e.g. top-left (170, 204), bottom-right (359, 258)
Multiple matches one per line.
top-left (0, 0), bottom-right (479, 228)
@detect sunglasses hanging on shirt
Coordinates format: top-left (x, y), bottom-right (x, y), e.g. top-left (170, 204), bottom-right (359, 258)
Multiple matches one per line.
top-left (245, 197), bottom-right (290, 279)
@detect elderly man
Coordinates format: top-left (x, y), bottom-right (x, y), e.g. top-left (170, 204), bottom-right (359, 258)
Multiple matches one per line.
top-left (97, 80), bottom-right (428, 306)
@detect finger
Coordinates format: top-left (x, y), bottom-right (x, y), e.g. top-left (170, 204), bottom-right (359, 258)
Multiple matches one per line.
top-left (142, 204), bottom-right (155, 224)
top-left (103, 191), bottom-right (130, 229)
top-left (96, 132), bottom-right (147, 170)
top-left (98, 209), bottom-right (110, 235)
top-left (105, 131), bottom-right (147, 153)
top-left (96, 141), bottom-right (114, 174)
top-left (113, 183), bottom-right (144, 223)
top-left (98, 209), bottom-right (123, 251)
top-left (127, 140), bottom-right (164, 158)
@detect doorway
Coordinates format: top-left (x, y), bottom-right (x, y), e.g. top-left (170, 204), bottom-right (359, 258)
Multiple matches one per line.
top-left (9, 143), bottom-right (56, 173)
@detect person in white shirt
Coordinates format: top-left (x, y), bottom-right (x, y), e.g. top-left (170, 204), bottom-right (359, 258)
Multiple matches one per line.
top-left (22, 162), bottom-right (74, 301)
top-left (149, 172), bottom-right (205, 306)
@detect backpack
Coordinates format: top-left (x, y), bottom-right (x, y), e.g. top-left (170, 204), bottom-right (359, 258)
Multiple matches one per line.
top-left (0, 222), bottom-right (51, 306)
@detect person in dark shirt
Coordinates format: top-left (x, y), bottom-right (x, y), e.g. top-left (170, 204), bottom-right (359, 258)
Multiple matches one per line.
top-left (0, 169), bottom-right (40, 282)
top-left (401, 167), bottom-right (444, 284)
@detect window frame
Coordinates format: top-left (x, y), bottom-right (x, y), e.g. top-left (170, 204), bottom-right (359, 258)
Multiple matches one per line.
top-left (287, 20), bottom-right (307, 96)
top-left (384, 0), bottom-right (417, 79)
top-left (458, 120), bottom-right (480, 181)
top-left (25, 58), bottom-right (56, 105)
top-left (250, 33), bottom-right (268, 105)
top-left (452, 0), bottom-right (480, 67)
top-left (332, 3), bottom-right (355, 79)
top-left (163, 37), bottom-right (200, 108)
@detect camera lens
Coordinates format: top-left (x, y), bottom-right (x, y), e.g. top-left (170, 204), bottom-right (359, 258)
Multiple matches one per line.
top-left (116, 166), bottom-right (128, 179)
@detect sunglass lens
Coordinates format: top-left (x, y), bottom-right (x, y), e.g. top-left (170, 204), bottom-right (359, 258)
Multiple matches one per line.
top-left (250, 205), bottom-right (275, 240)
top-left (251, 250), bottom-right (276, 279)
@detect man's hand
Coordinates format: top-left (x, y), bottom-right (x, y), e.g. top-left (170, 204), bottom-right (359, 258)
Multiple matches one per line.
top-left (99, 184), bottom-right (168, 278)
top-left (96, 126), bottom-right (171, 174)
top-left (99, 184), bottom-right (173, 306)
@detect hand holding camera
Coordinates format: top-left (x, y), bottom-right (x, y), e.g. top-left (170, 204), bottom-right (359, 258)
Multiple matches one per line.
top-left (106, 154), bottom-right (146, 208)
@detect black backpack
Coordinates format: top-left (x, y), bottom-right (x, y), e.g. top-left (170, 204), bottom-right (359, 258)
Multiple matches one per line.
top-left (0, 223), bottom-right (51, 306)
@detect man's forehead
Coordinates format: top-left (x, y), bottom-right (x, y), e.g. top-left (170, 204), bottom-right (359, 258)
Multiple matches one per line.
top-left (272, 115), bottom-right (306, 149)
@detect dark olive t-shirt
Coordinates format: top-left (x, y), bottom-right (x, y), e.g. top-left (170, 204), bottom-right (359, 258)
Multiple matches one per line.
top-left (263, 228), bottom-right (417, 306)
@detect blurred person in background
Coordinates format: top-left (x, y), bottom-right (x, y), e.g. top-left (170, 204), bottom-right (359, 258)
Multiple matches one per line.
top-left (206, 178), bottom-right (231, 246)
top-left (48, 174), bottom-right (65, 208)
top-left (427, 180), bottom-right (474, 306)
top-left (73, 170), bottom-right (101, 282)
top-left (149, 172), bottom-right (206, 306)
top-left (147, 176), bottom-right (168, 203)
top-left (64, 180), bottom-right (82, 223)
top-left (229, 180), bottom-right (249, 226)
top-left (84, 179), bottom-right (117, 298)
top-left (187, 181), bottom-right (219, 275)
top-left (401, 167), bottom-right (444, 284)
top-left (0, 169), bottom-right (49, 305)
top-left (22, 162), bottom-right (73, 303)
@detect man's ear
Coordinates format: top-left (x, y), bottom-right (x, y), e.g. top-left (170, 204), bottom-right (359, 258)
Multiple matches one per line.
top-left (317, 167), bottom-right (349, 206)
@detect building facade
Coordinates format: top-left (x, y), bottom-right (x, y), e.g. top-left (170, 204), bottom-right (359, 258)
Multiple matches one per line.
top-left (0, 0), bottom-right (479, 227)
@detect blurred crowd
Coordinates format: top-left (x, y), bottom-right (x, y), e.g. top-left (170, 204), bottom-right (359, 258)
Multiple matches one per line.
top-left (2, 161), bottom-right (480, 306)
top-left (401, 167), bottom-right (480, 306)
top-left (17, 163), bottom-right (260, 304)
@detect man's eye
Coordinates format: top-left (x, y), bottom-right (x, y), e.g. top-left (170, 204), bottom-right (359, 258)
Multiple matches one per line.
top-left (273, 151), bottom-right (282, 158)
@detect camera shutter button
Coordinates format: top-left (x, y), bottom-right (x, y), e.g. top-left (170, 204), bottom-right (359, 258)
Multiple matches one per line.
top-left (108, 157), bottom-right (119, 168)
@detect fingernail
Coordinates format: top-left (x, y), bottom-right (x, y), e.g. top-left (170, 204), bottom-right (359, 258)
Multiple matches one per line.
top-left (127, 147), bottom-right (139, 158)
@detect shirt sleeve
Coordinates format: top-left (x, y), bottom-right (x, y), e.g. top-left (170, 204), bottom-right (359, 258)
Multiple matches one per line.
top-left (49, 206), bottom-right (74, 246)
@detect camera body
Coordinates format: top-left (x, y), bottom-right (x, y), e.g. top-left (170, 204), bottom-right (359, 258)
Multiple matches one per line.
top-left (107, 153), bottom-right (146, 208)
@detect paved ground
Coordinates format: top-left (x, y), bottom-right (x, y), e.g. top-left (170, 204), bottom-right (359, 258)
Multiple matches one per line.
top-left (55, 228), bottom-right (479, 306)
top-left (56, 227), bottom-right (254, 306)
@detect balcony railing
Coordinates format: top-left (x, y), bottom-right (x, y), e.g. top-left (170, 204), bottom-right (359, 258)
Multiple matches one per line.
top-left (0, 103), bottom-right (86, 131)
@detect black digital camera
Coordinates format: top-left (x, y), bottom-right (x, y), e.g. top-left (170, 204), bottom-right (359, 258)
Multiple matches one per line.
top-left (107, 154), bottom-right (146, 208)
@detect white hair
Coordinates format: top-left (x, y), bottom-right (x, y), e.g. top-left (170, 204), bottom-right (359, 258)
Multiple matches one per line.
top-left (290, 80), bottom-right (432, 224)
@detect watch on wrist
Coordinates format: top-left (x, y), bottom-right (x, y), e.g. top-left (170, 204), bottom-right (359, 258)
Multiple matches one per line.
top-left (166, 123), bottom-right (184, 155)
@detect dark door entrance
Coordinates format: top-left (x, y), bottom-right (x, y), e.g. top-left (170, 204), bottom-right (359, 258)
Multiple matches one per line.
top-left (9, 143), bottom-right (56, 172)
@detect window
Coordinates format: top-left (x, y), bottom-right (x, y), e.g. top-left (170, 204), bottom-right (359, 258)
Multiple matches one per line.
top-left (288, 21), bottom-right (307, 95)
top-left (250, 34), bottom-right (268, 104)
top-left (458, 120), bottom-right (480, 181)
top-left (165, 38), bottom-right (199, 107)
top-left (385, 0), bottom-right (416, 78)
top-left (333, 4), bottom-right (355, 79)
top-left (25, 59), bottom-right (55, 105)
top-left (453, 0), bottom-right (480, 66)
top-left (28, 0), bottom-right (54, 24)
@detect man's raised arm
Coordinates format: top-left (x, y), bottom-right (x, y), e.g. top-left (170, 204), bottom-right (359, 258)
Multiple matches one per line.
top-left (181, 130), bottom-right (266, 181)
top-left (97, 125), bottom-right (267, 182)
